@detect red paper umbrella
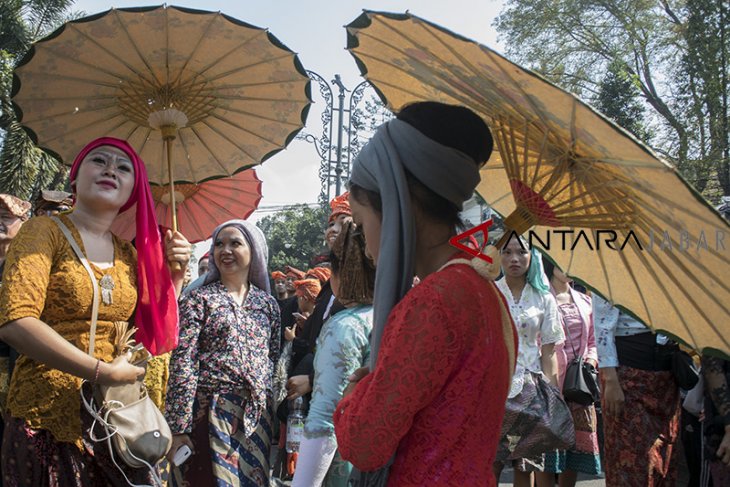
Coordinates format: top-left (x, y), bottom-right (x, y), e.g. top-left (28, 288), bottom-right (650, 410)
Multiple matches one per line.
top-left (113, 169), bottom-right (262, 243)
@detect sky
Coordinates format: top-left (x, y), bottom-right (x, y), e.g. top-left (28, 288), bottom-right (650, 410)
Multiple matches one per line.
top-left (69, 0), bottom-right (507, 258)
top-left (71, 0), bottom-right (507, 207)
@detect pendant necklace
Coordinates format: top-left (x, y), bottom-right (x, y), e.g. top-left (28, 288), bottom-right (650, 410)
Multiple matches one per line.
top-left (100, 273), bottom-right (115, 305)
top-left (75, 218), bottom-right (115, 305)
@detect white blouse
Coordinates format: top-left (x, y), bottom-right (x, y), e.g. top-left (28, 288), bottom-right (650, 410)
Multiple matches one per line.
top-left (496, 278), bottom-right (564, 398)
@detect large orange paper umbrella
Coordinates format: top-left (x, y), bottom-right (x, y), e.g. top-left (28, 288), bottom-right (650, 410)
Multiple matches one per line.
top-left (12, 5), bottom-right (311, 232)
top-left (345, 11), bottom-right (730, 356)
top-left (112, 169), bottom-right (262, 243)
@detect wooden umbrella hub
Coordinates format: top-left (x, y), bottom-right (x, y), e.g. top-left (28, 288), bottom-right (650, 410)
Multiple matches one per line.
top-left (507, 179), bottom-right (562, 230)
top-left (118, 80), bottom-right (217, 129)
top-left (151, 184), bottom-right (201, 204)
top-left (160, 124), bottom-right (178, 140)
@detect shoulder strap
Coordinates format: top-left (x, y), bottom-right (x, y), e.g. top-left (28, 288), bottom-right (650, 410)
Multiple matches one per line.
top-left (52, 217), bottom-right (99, 357)
top-left (559, 289), bottom-right (584, 359)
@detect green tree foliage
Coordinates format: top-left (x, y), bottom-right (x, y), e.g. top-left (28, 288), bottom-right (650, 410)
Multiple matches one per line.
top-left (0, 0), bottom-right (76, 202)
top-left (256, 204), bottom-right (329, 272)
top-left (596, 61), bottom-right (652, 144)
top-left (680, 0), bottom-right (729, 197)
top-left (495, 0), bottom-right (729, 200)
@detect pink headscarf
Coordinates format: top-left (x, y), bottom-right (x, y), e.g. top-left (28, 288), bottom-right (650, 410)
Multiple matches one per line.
top-left (70, 137), bottom-right (178, 355)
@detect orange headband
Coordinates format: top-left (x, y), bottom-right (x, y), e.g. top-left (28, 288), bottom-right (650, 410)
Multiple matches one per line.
top-left (305, 266), bottom-right (331, 284)
top-left (294, 278), bottom-right (321, 302)
top-left (328, 191), bottom-right (352, 223)
top-left (285, 266), bottom-right (306, 279)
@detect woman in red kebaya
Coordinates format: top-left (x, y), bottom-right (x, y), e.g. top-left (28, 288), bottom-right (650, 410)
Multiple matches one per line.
top-left (333, 102), bottom-right (517, 487)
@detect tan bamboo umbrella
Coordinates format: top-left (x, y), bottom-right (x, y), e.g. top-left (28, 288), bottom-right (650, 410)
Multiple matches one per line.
top-left (12, 5), bottom-right (311, 233)
top-left (345, 11), bottom-right (730, 356)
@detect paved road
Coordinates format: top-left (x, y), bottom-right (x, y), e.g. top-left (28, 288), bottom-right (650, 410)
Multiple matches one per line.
top-left (275, 472), bottom-right (606, 486)
top-left (271, 451), bottom-right (609, 486)
top-left (498, 469), bottom-right (606, 486)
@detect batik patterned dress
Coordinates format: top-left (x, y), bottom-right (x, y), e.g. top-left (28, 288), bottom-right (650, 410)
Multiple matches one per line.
top-left (495, 278), bottom-right (565, 472)
top-left (594, 295), bottom-right (680, 487)
top-left (165, 280), bottom-right (280, 487)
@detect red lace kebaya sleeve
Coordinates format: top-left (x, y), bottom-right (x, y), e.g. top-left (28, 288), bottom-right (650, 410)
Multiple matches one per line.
top-left (333, 278), bottom-right (463, 471)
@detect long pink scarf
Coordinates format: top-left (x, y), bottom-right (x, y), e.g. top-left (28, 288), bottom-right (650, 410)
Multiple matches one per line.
top-left (70, 137), bottom-right (178, 355)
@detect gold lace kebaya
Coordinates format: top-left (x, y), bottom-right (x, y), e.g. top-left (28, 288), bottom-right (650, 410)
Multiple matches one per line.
top-left (0, 213), bottom-right (137, 447)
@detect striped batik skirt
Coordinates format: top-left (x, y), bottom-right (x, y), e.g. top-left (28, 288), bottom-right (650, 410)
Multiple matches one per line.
top-left (544, 401), bottom-right (602, 475)
top-left (171, 392), bottom-right (272, 487)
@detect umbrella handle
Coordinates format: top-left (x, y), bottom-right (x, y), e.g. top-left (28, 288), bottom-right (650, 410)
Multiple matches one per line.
top-left (165, 135), bottom-right (183, 273)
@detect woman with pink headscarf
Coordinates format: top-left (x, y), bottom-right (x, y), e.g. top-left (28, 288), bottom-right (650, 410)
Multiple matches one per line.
top-left (0, 137), bottom-right (191, 485)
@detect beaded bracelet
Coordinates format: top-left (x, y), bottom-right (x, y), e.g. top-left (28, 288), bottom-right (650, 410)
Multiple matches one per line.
top-left (93, 359), bottom-right (101, 385)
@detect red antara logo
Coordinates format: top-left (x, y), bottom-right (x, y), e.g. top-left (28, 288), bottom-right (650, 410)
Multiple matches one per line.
top-left (449, 219), bottom-right (493, 263)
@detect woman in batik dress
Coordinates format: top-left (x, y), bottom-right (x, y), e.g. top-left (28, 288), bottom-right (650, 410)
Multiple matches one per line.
top-left (494, 236), bottom-right (565, 487)
top-left (165, 220), bottom-right (280, 487)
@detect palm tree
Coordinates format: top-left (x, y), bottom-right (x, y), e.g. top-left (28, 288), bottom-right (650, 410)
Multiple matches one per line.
top-left (0, 0), bottom-right (77, 202)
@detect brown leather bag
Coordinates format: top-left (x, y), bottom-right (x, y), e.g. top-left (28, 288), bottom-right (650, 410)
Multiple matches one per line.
top-left (93, 368), bottom-right (172, 469)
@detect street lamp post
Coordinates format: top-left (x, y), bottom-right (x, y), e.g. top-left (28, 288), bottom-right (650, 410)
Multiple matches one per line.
top-left (333, 75), bottom-right (347, 196)
top-left (298, 71), bottom-right (390, 205)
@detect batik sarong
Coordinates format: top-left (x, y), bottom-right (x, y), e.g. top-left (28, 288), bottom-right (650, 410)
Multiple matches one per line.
top-left (601, 366), bottom-right (679, 487)
top-left (544, 401), bottom-right (602, 475)
top-left (172, 392), bottom-right (272, 487)
top-left (496, 371), bottom-right (575, 472)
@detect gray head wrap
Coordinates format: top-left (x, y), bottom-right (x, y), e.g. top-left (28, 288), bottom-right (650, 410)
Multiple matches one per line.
top-left (185, 219), bottom-right (270, 294)
top-left (350, 118), bottom-right (481, 366)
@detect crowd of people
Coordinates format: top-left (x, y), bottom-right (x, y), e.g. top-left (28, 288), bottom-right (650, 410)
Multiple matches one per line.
top-left (0, 101), bottom-right (727, 487)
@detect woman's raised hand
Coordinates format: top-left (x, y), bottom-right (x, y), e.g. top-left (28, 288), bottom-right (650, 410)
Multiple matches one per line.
top-left (293, 311), bottom-right (310, 328)
top-left (165, 230), bottom-right (193, 296)
top-left (165, 230), bottom-right (192, 269)
top-left (284, 325), bottom-right (297, 342)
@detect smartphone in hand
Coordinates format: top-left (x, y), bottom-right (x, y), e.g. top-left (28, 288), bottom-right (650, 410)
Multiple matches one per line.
top-left (173, 445), bottom-right (192, 466)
